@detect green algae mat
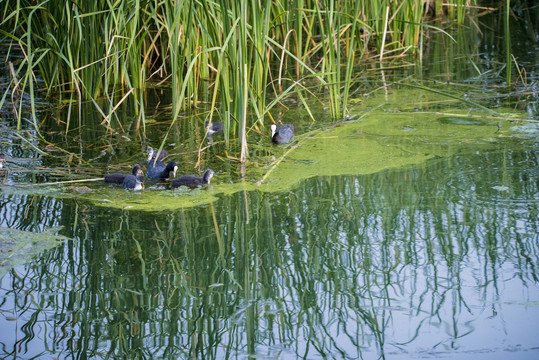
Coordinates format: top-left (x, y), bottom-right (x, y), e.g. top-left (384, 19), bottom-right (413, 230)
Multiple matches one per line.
top-left (0, 227), bottom-right (70, 280)
top-left (0, 111), bottom-right (527, 212)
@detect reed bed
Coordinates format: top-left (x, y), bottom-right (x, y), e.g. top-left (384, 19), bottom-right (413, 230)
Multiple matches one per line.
top-left (1, 0), bottom-right (478, 156)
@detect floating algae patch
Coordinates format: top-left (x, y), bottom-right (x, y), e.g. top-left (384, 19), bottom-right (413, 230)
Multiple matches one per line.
top-left (358, 112), bottom-right (501, 140)
top-left (254, 112), bottom-right (506, 192)
top-left (85, 187), bottom-right (223, 211)
top-left (438, 116), bottom-right (489, 126)
top-left (255, 133), bottom-right (430, 192)
top-left (0, 226), bottom-right (69, 280)
top-left (80, 181), bottom-right (268, 211)
top-left (72, 181), bottom-right (255, 211)
top-left (1, 179), bottom-right (253, 212)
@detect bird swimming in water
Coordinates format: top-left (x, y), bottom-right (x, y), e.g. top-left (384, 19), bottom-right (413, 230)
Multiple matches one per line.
top-left (122, 174), bottom-right (145, 190)
top-left (104, 164), bottom-right (143, 184)
top-left (146, 147), bottom-right (169, 161)
top-left (172, 169), bottom-right (214, 188)
top-left (205, 120), bottom-right (223, 134)
top-left (147, 160), bottom-right (177, 180)
top-left (271, 124), bottom-right (295, 144)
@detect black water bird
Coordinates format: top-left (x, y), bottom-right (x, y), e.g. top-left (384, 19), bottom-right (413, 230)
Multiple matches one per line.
top-left (271, 124), bottom-right (295, 144)
top-left (172, 169), bottom-right (214, 188)
top-left (104, 164), bottom-right (143, 184)
top-left (146, 147), bottom-right (169, 161)
top-left (147, 160), bottom-right (177, 180)
top-left (205, 120), bottom-right (223, 134)
top-left (123, 174), bottom-right (145, 190)
top-left (0, 153), bottom-right (6, 169)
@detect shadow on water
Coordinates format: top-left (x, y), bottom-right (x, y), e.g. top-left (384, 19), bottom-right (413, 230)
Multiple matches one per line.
top-left (0, 139), bottom-right (538, 359)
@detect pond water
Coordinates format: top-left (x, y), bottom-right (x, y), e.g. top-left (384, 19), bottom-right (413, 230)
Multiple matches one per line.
top-left (1, 10), bottom-right (539, 360)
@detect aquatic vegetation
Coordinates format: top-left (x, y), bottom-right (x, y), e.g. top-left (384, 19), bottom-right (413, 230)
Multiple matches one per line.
top-left (0, 3), bottom-right (537, 359)
top-left (0, 109), bottom-right (521, 211)
top-left (0, 226), bottom-right (69, 280)
top-left (0, 0), bottom-right (494, 152)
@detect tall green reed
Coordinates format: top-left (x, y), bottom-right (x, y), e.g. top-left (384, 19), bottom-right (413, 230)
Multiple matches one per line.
top-left (504, 0), bottom-right (511, 86)
top-left (1, 0), bottom-right (481, 159)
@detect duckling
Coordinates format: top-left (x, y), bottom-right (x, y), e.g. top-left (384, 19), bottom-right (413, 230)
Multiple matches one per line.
top-left (205, 120), bottom-right (223, 134)
top-left (146, 147), bottom-right (169, 161)
top-left (123, 174), bottom-right (145, 190)
top-left (172, 169), bottom-right (214, 188)
top-left (104, 164), bottom-right (143, 184)
top-left (271, 124), bottom-right (295, 144)
top-left (147, 160), bottom-right (177, 180)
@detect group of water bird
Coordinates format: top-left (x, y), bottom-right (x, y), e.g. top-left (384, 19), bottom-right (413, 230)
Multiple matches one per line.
top-left (104, 146), bottom-right (214, 191)
top-left (1, 120), bottom-right (295, 191)
top-left (104, 121), bottom-right (294, 191)
top-left (102, 120), bottom-right (227, 191)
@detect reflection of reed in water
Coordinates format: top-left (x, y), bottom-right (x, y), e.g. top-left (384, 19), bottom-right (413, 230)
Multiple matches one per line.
top-left (1, 147), bottom-right (538, 359)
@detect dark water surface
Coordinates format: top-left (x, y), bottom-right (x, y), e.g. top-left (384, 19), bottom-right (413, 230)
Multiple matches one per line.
top-left (1, 9), bottom-right (539, 360)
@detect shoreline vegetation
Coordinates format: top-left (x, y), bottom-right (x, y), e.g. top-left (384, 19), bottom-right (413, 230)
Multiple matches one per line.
top-left (0, 1), bottom-right (517, 161)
